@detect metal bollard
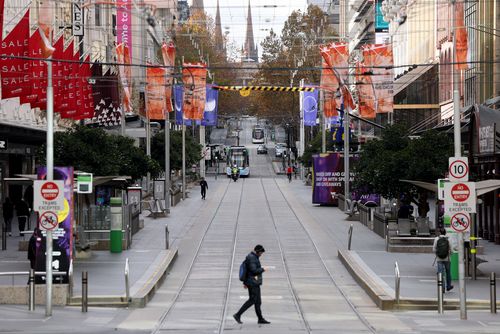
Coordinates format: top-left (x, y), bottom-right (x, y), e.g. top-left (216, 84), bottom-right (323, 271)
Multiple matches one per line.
top-left (165, 225), bottom-right (169, 250)
top-left (490, 272), bottom-right (497, 314)
top-left (347, 224), bottom-right (353, 251)
top-left (28, 269), bottom-right (35, 311)
top-left (82, 271), bottom-right (88, 313)
top-left (394, 262), bottom-right (400, 304)
top-left (437, 272), bottom-right (444, 314)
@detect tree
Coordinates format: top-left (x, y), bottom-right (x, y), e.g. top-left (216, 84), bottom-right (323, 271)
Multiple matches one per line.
top-left (151, 130), bottom-right (202, 171)
top-left (354, 125), bottom-right (453, 212)
top-left (38, 126), bottom-right (161, 181)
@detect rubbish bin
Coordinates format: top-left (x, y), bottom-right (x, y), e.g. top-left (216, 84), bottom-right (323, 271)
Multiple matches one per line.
top-left (110, 197), bottom-right (123, 253)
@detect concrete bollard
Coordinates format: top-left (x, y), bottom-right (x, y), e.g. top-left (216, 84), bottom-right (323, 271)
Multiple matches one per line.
top-left (491, 272), bottom-right (497, 314)
top-left (28, 269), bottom-right (35, 311)
top-left (82, 271), bottom-right (88, 313)
top-left (437, 272), bottom-right (444, 314)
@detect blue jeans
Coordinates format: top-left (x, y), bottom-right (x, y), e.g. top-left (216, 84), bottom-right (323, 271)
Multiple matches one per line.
top-left (437, 261), bottom-right (452, 290)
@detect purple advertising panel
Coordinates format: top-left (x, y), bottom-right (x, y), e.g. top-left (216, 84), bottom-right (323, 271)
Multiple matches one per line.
top-left (312, 153), bottom-right (380, 206)
top-left (302, 89), bottom-right (318, 126)
top-left (35, 167), bottom-right (73, 283)
top-left (117, 1), bottom-right (132, 51)
top-left (202, 86), bottom-right (218, 126)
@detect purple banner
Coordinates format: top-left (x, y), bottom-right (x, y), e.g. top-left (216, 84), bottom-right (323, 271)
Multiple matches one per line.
top-left (117, 0), bottom-right (131, 51)
top-left (303, 90), bottom-right (318, 126)
top-left (202, 87), bottom-right (218, 126)
top-left (36, 167), bottom-right (74, 283)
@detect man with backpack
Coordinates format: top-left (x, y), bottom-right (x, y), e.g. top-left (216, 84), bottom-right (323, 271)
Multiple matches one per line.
top-left (233, 244), bottom-right (270, 325)
top-left (433, 228), bottom-right (454, 292)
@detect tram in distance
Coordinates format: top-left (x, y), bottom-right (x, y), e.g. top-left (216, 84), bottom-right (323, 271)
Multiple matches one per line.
top-left (226, 146), bottom-right (250, 177)
top-left (252, 127), bottom-right (265, 144)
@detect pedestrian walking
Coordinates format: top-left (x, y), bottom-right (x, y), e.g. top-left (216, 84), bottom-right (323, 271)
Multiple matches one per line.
top-left (433, 228), bottom-right (454, 292)
top-left (286, 166), bottom-right (293, 183)
top-left (200, 177), bottom-right (208, 200)
top-left (2, 197), bottom-right (14, 236)
top-left (16, 199), bottom-right (30, 236)
top-left (233, 244), bottom-right (270, 325)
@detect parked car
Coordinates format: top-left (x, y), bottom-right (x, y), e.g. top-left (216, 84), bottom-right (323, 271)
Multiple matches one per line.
top-left (275, 144), bottom-right (285, 157)
top-left (257, 145), bottom-right (268, 154)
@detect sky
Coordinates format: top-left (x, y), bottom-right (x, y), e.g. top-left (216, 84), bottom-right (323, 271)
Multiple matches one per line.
top-left (190, 0), bottom-right (309, 58)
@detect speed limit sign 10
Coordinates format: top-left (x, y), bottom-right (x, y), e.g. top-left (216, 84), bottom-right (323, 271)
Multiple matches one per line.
top-left (449, 157), bottom-right (469, 182)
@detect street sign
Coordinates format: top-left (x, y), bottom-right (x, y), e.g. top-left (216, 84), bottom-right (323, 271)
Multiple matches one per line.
top-left (451, 212), bottom-right (470, 233)
top-left (34, 180), bottom-right (65, 213)
top-left (444, 182), bottom-right (476, 215)
top-left (73, 2), bottom-right (84, 36)
top-left (39, 211), bottom-right (59, 231)
top-left (449, 157), bottom-right (469, 182)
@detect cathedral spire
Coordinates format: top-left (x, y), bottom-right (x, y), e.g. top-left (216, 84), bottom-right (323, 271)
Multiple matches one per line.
top-left (215, 0), bottom-right (225, 57)
top-left (191, 0), bottom-right (204, 16)
top-left (243, 0), bottom-right (258, 63)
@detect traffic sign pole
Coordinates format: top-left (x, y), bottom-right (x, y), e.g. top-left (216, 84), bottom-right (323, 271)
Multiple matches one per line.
top-left (46, 55), bottom-right (54, 317)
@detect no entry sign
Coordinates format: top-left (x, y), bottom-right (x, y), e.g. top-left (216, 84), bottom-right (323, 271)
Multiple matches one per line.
top-left (34, 180), bottom-right (65, 214)
top-left (444, 181), bottom-right (476, 215)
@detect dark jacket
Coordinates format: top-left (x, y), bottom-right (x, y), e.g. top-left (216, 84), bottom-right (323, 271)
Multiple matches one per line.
top-left (200, 180), bottom-right (208, 190)
top-left (244, 252), bottom-right (264, 287)
top-left (2, 200), bottom-right (13, 220)
top-left (16, 200), bottom-right (30, 217)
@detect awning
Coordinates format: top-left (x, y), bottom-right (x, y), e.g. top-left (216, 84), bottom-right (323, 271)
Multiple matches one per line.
top-left (394, 63), bottom-right (436, 96)
top-left (400, 179), bottom-right (500, 197)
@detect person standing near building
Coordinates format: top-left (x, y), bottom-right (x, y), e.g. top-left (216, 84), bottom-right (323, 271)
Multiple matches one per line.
top-left (233, 244), bottom-right (270, 325)
top-left (16, 199), bottom-right (30, 236)
top-left (200, 177), bottom-right (208, 200)
top-left (2, 198), bottom-right (14, 236)
top-left (433, 228), bottom-right (454, 292)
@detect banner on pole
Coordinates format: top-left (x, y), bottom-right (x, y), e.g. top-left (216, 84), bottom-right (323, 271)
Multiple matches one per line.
top-left (116, 43), bottom-right (132, 114)
top-left (455, 2), bottom-right (469, 70)
top-left (161, 41), bottom-right (176, 113)
top-left (146, 66), bottom-right (167, 120)
top-left (302, 89), bottom-right (318, 126)
top-left (182, 63), bottom-right (207, 120)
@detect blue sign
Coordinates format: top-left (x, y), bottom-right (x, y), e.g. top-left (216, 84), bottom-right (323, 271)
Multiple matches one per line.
top-left (375, 0), bottom-right (389, 32)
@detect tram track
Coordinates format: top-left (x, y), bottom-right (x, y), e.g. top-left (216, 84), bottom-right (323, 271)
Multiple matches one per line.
top-left (151, 179), bottom-right (245, 334)
top-left (266, 178), bottom-right (377, 334)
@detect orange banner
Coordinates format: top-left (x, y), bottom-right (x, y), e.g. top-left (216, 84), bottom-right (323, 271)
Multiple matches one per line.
top-left (455, 2), bottom-right (468, 70)
top-left (182, 63), bottom-right (207, 120)
top-left (116, 43), bottom-right (132, 113)
top-left (146, 66), bottom-right (167, 120)
top-left (161, 41), bottom-right (176, 112)
top-left (356, 62), bottom-right (375, 119)
top-left (319, 42), bottom-right (352, 115)
top-left (361, 44), bottom-right (393, 114)
top-left (37, 0), bottom-right (54, 58)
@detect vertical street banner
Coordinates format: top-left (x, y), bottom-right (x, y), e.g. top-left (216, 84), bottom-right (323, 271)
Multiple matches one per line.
top-left (182, 63), bottom-right (207, 120)
top-left (52, 37), bottom-right (64, 111)
top-left (302, 89), bottom-right (318, 126)
top-left (455, 2), bottom-right (468, 70)
top-left (319, 43), bottom-right (350, 116)
top-left (202, 86), bottom-right (218, 126)
top-left (146, 66), bottom-right (167, 120)
top-left (116, 43), bottom-right (132, 113)
top-left (174, 84), bottom-right (184, 125)
top-left (0, 10), bottom-right (31, 103)
top-left (312, 153), bottom-right (344, 206)
top-left (117, 0), bottom-right (131, 57)
top-left (362, 44), bottom-right (394, 114)
top-left (60, 41), bottom-right (76, 118)
top-left (29, 30), bottom-right (48, 109)
top-left (36, 167), bottom-right (74, 283)
top-left (356, 62), bottom-right (375, 119)
top-left (161, 41), bottom-right (176, 113)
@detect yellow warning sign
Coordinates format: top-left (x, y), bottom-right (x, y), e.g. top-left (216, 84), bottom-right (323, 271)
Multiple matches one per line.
top-left (240, 90), bottom-right (251, 97)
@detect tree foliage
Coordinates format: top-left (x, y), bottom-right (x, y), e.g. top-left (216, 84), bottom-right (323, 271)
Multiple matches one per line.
top-left (38, 126), bottom-right (161, 181)
top-left (151, 130), bottom-right (202, 171)
top-left (353, 125), bottom-right (453, 201)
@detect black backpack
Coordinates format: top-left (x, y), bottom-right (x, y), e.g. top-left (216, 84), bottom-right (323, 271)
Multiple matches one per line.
top-left (436, 237), bottom-right (450, 259)
top-left (239, 258), bottom-right (248, 282)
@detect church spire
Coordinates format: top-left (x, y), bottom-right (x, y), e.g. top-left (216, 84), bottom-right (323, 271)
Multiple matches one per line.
top-left (191, 0), bottom-right (204, 16)
top-left (215, 0), bottom-right (225, 57)
top-left (243, 0), bottom-right (258, 63)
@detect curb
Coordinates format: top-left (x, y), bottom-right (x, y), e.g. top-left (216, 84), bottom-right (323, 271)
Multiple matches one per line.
top-left (68, 248), bottom-right (178, 308)
top-left (338, 249), bottom-right (500, 311)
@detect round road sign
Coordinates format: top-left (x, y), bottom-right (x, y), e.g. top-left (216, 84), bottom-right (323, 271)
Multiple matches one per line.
top-left (40, 181), bottom-right (60, 201)
top-left (449, 159), bottom-right (469, 180)
top-left (39, 211), bottom-right (58, 231)
top-left (451, 183), bottom-right (470, 202)
top-left (451, 213), bottom-right (470, 232)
